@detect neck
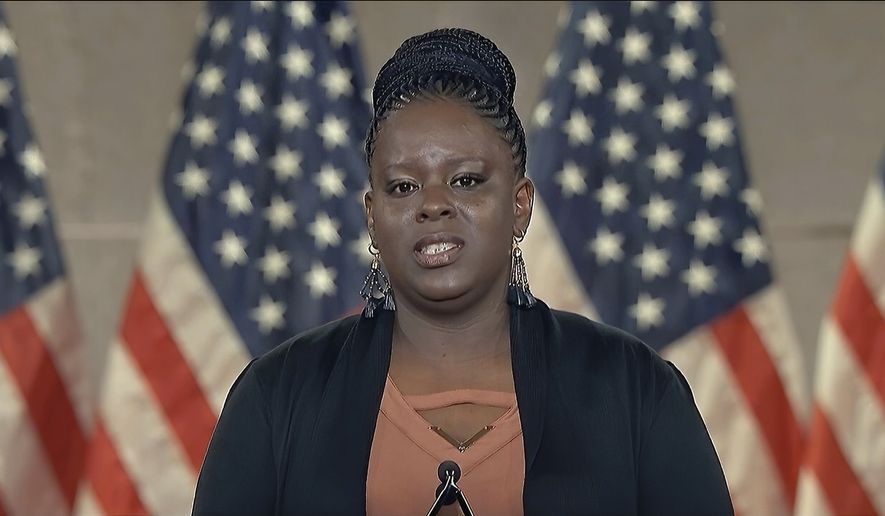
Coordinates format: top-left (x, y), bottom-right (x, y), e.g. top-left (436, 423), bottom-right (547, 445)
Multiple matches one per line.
top-left (391, 293), bottom-right (511, 368)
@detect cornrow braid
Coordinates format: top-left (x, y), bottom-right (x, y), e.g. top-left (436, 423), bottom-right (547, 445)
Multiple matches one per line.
top-left (365, 28), bottom-right (527, 179)
top-left (365, 72), bottom-right (527, 178)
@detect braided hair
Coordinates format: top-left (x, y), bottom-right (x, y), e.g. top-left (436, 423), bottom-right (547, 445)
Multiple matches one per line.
top-left (365, 28), bottom-right (527, 178)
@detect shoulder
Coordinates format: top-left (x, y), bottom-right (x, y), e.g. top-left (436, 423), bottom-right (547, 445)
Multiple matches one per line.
top-left (544, 305), bottom-right (681, 399)
top-left (243, 314), bottom-right (363, 394)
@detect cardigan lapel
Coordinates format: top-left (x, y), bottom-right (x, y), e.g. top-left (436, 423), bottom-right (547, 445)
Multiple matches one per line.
top-left (296, 310), bottom-right (393, 514)
top-left (510, 302), bottom-right (548, 474)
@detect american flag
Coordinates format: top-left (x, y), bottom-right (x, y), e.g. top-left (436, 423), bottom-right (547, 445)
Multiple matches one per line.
top-left (522, 1), bottom-right (808, 513)
top-left (795, 161), bottom-right (885, 515)
top-left (0, 6), bottom-right (90, 516)
top-left (75, 1), bottom-right (371, 514)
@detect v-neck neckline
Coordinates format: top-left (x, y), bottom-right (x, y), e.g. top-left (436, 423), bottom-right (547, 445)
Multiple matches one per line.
top-left (379, 374), bottom-right (523, 474)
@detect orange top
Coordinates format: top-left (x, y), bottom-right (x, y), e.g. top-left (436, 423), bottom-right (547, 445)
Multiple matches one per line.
top-left (366, 376), bottom-right (525, 516)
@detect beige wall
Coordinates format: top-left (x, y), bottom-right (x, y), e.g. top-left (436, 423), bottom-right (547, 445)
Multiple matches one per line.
top-left (4, 1), bottom-right (884, 392)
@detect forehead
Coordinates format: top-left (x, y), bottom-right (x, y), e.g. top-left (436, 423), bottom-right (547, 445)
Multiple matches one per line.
top-left (372, 97), bottom-right (512, 168)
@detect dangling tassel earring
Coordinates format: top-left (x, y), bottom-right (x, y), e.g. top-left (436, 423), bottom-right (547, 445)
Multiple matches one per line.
top-left (359, 242), bottom-right (396, 318)
top-left (507, 230), bottom-right (536, 308)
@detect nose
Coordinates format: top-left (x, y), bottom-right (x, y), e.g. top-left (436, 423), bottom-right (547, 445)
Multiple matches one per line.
top-left (417, 184), bottom-right (454, 222)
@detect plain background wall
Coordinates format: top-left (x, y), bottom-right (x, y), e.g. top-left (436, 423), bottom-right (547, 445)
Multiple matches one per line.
top-left (3, 1), bottom-right (884, 396)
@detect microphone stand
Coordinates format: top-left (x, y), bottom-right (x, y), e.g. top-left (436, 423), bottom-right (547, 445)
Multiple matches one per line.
top-left (426, 461), bottom-right (476, 516)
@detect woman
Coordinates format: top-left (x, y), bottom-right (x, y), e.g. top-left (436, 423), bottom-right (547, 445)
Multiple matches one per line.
top-left (192, 28), bottom-right (733, 515)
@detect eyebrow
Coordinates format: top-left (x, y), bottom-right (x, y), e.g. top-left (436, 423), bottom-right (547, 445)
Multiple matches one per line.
top-left (380, 156), bottom-right (487, 175)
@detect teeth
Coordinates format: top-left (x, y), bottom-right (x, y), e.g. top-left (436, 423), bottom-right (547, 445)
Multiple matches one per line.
top-left (421, 242), bottom-right (456, 255)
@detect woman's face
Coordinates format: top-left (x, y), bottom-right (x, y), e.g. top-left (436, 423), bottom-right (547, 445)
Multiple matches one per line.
top-left (365, 97), bottom-right (533, 314)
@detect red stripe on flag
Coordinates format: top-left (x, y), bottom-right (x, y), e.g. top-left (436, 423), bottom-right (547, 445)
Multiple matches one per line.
top-left (119, 271), bottom-right (217, 471)
top-left (832, 256), bottom-right (885, 404)
top-left (711, 306), bottom-right (804, 508)
top-left (0, 306), bottom-right (85, 510)
top-left (86, 421), bottom-right (148, 515)
top-left (805, 405), bottom-right (876, 515)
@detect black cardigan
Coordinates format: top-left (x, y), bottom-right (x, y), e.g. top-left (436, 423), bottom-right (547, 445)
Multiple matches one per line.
top-left (193, 301), bottom-right (734, 515)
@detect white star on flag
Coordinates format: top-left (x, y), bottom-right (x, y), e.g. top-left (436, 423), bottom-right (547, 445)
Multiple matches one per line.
top-left (633, 244), bottom-right (670, 280)
top-left (350, 231), bottom-right (373, 266)
top-left (681, 259), bottom-right (717, 296)
top-left (213, 230), bottom-right (248, 268)
top-left (287, 1), bottom-right (314, 28)
top-left (544, 52), bottom-right (561, 78)
top-left (308, 212), bottom-right (341, 249)
top-left (221, 180), bottom-right (253, 216)
top-left (629, 293), bottom-right (665, 330)
top-left (595, 177), bottom-right (629, 215)
top-left (7, 244), bottom-right (42, 279)
top-left (305, 261), bottom-right (337, 298)
top-left (314, 164), bottom-right (347, 199)
top-left (588, 227), bottom-right (624, 265)
top-left (734, 229), bottom-right (768, 266)
top-left (242, 29), bottom-right (269, 63)
top-left (20, 144), bottom-right (46, 177)
top-left (251, 1), bottom-right (273, 12)
top-left (603, 127), bottom-right (637, 164)
top-left (320, 63), bottom-right (353, 99)
top-left (175, 161), bottom-right (210, 199)
top-left (0, 25), bottom-right (17, 57)
top-left (610, 78), bottom-right (644, 114)
top-left (196, 65), bottom-right (225, 97)
top-left (641, 194), bottom-right (676, 231)
top-left (555, 161), bottom-right (587, 198)
top-left (669, 1), bottom-right (701, 31)
top-left (209, 17), bottom-right (231, 48)
top-left (655, 94), bottom-right (690, 132)
top-left (13, 194), bottom-right (47, 229)
top-left (228, 130), bottom-right (258, 165)
top-left (570, 60), bottom-right (602, 97)
top-left (630, 1), bottom-right (657, 14)
top-left (533, 99), bottom-right (553, 128)
top-left (707, 64), bottom-right (735, 98)
top-left (740, 188), bottom-right (764, 215)
top-left (647, 144), bottom-right (683, 180)
top-left (687, 211), bottom-right (723, 249)
top-left (578, 10), bottom-right (611, 46)
top-left (562, 109), bottom-right (593, 146)
top-left (264, 195), bottom-right (296, 232)
top-left (700, 113), bottom-right (735, 150)
top-left (269, 145), bottom-right (302, 181)
top-left (185, 115), bottom-right (217, 148)
top-left (694, 161), bottom-right (730, 199)
top-left (325, 12), bottom-right (355, 48)
top-left (276, 94), bottom-right (309, 130)
top-left (236, 80), bottom-right (264, 114)
top-left (258, 246), bottom-right (291, 283)
top-left (317, 115), bottom-right (348, 149)
top-left (281, 46), bottom-right (313, 80)
top-left (250, 295), bottom-right (286, 334)
top-left (619, 28), bottom-right (651, 64)
top-left (662, 44), bottom-right (696, 81)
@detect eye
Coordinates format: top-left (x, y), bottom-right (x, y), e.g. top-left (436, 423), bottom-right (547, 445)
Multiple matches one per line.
top-left (389, 180), bottom-right (418, 195)
top-left (452, 174), bottom-right (485, 188)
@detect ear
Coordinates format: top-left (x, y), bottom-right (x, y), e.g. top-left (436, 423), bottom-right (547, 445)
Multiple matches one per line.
top-left (513, 176), bottom-right (534, 236)
top-left (364, 188), bottom-right (376, 243)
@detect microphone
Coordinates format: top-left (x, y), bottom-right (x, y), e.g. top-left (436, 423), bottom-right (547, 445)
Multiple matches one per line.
top-left (426, 461), bottom-right (476, 516)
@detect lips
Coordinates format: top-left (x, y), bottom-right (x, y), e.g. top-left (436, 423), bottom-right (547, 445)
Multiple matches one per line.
top-left (413, 233), bottom-right (465, 268)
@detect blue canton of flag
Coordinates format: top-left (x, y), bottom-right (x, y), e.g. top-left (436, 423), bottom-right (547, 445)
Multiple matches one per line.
top-left (529, 0), bottom-right (769, 349)
top-left (163, 0), bottom-right (371, 356)
top-left (0, 5), bottom-right (88, 515)
top-left (0, 17), bottom-right (64, 314)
